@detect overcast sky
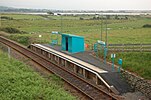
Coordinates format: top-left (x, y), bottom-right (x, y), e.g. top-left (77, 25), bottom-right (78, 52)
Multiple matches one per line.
top-left (0, 0), bottom-right (151, 10)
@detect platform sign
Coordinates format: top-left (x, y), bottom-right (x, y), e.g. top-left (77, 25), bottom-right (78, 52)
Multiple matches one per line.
top-left (118, 59), bottom-right (123, 65)
top-left (111, 54), bottom-right (116, 71)
top-left (51, 31), bottom-right (61, 45)
top-left (118, 58), bottom-right (123, 72)
top-left (97, 40), bottom-right (105, 46)
top-left (111, 54), bottom-right (116, 58)
top-left (94, 40), bottom-right (108, 64)
top-left (52, 31), bottom-right (59, 34)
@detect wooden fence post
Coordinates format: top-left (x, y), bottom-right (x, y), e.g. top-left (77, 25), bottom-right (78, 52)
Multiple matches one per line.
top-left (140, 43), bottom-right (142, 52)
top-left (122, 44), bottom-right (124, 52)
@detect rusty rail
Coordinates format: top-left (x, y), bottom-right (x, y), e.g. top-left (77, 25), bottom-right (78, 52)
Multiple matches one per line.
top-left (0, 36), bottom-right (120, 100)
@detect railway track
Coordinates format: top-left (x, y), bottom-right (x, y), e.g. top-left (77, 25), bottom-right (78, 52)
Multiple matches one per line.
top-left (0, 36), bottom-right (120, 100)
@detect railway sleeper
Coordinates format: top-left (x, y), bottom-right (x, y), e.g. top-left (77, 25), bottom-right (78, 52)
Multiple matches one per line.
top-left (0, 37), bottom-right (119, 99)
top-left (28, 44), bottom-right (120, 95)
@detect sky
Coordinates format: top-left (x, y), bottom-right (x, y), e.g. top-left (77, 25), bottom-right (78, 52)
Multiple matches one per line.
top-left (0, 0), bottom-right (151, 10)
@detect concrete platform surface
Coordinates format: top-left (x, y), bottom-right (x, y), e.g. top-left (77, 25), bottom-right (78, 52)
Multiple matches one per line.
top-left (42, 44), bottom-right (132, 94)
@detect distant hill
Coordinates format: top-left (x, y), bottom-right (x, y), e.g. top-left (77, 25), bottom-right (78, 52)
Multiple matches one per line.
top-left (0, 6), bottom-right (151, 14)
top-left (0, 6), bottom-right (49, 13)
top-left (0, 6), bottom-right (14, 10)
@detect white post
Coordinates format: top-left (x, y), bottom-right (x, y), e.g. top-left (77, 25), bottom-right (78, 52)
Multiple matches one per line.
top-left (122, 44), bottom-right (124, 52)
top-left (39, 35), bottom-right (42, 43)
top-left (140, 43), bottom-right (142, 52)
top-left (8, 46), bottom-right (10, 59)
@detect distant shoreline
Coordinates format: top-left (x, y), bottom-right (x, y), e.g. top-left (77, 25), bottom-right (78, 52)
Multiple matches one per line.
top-left (1, 12), bottom-right (151, 15)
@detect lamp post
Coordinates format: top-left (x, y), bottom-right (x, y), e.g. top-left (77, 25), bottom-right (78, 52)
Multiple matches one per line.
top-left (101, 14), bottom-right (103, 41)
top-left (57, 13), bottom-right (63, 33)
top-left (105, 16), bottom-right (108, 48)
top-left (61, 14), bottom-right (63, 33)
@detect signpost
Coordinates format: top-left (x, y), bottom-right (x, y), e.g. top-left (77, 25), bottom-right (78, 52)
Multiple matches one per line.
top-left (95, 40), bottom-right (107, 64)
top-left (97, 40), bottom-right (105, 46)
top-left (104, 47), bottom-right (108, 64)
top-left (51, 31), bottom-right (59, 34)
top-left (118, 59), bottom-right (123, 72)
top-left (51, 31), bottom-right (62, 45)
top-left (111, 54), bottom-right (116, 71)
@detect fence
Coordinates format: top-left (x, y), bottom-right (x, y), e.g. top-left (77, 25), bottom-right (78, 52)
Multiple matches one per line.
top-left (108, 44), bottom-right (151, 52)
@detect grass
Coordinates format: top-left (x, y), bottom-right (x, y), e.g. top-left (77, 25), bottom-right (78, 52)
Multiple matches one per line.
top-left (0, 50), bottom-right (76, 100)
top-left (108, 52), bottom-right (151, 79)
top-left (0, 13), bottom-right (151, 79)
top-left (1, 13), bottom-right (44, 20)
top-left (1, 14), bottom-right (151, 45)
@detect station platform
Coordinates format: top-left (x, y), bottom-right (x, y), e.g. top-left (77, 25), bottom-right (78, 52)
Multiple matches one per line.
top-left (39, 44), bottom-right (132, 94)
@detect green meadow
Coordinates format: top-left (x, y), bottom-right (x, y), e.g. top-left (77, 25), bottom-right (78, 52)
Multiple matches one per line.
top-left (1, 13), bottom-right (151, 44)
top-left (0, 50), bottom-right (76, 100)
top-left (108, 52), bottom-right (151, 79)
top-left (0, 13), bottom-right (151, 79)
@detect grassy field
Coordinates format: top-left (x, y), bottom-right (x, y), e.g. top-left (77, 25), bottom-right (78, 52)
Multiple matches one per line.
top-left (0, 13), bottom-right (44, 19)
top-left (108, 52), bottom-right (151, 79)
top-left (0, 50), bottom-right (76, 100)
top-left (0, 13), bottom-right (151, 79)
top-left (1, 13), bottom-right (151, 44)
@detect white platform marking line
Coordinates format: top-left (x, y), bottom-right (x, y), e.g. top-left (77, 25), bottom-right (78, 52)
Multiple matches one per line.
top-left (34, 44), bottom-right (108, 73)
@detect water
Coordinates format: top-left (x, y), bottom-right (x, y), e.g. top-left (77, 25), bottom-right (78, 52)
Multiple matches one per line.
top-left (56, 12), bottom-right (151, 15)
top-left (22, 12), bottom-right (151, 15)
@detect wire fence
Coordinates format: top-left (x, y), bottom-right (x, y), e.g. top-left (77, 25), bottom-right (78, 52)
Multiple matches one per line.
top-left (108, 43), bottom-right (151, 52)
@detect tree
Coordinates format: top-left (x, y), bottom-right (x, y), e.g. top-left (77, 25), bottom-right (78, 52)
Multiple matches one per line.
top-left (125, 16), bottom-right (128, 20)
top-left (143, 24), bottom-right (151, 28)
top-left (79, 17), bottom-right (84, 20)
top-left (106, 15), bottom-right (110, 19)
top-left (92, 16), bottom-right (96, 20)
top-left (47, 11), bottom-right (54, 15)
top-left (115, 15), bottom-right (119, 20)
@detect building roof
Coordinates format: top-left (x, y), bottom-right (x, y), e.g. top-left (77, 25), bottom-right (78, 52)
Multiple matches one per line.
top-left (61, 33), bottom-right (84, 38)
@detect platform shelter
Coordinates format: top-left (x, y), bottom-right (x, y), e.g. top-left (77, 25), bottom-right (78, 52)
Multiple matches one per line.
top-left (61, 34), bottom-right (84, 53)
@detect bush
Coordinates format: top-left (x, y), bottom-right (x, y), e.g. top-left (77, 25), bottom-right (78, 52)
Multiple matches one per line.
top-left (47, 11), bottom-right (54, 15)
top-left (0, 51), bottom-right (76, 100)
top-left (0, 27), bottom-right (27, 34)
top-left (143, 24), bottom-right (151, 28)
top-left (1, 16), bottom-right (13, 20)
top-left (79, 17), bottom-right (84, 20)
top-left (9, 35), bottom-right (30, 45)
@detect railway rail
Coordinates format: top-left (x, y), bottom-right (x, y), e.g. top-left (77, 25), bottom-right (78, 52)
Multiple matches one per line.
top-left (0, 36), bottom-right (120, 100)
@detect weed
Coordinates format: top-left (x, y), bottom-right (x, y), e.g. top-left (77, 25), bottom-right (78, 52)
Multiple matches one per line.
top-left (0, 50), bottom-right (76, 100)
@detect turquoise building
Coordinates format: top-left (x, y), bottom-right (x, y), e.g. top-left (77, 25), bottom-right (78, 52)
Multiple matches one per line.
top-left (61, 34), bottom-right (84, 53)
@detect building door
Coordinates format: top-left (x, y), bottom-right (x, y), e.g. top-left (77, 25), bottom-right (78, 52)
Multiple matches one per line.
top-left (65, 37), bottom-right (68, 51)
